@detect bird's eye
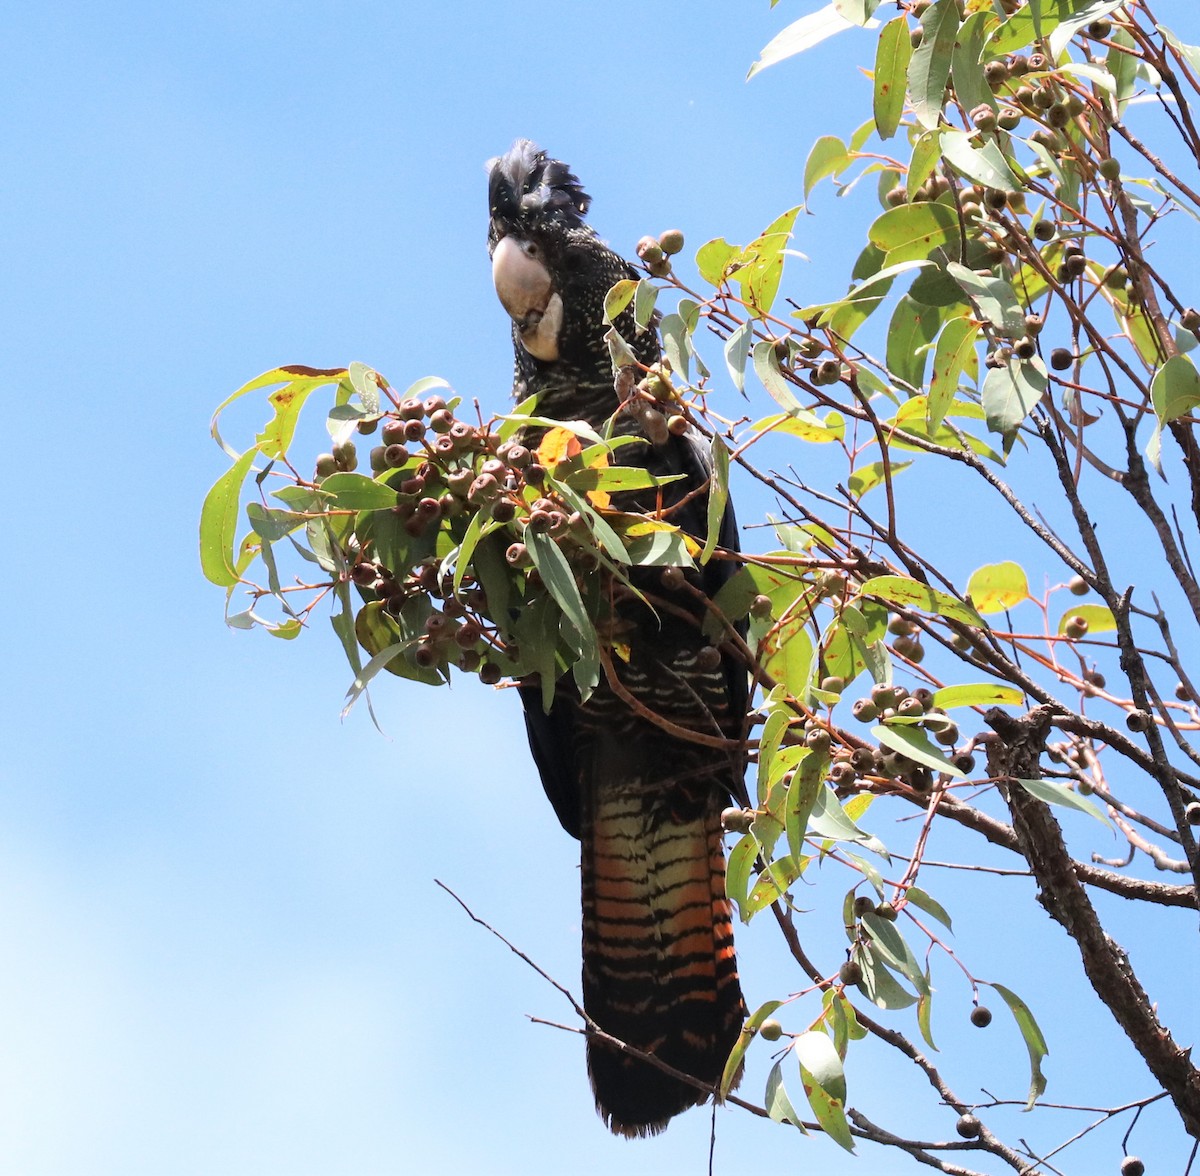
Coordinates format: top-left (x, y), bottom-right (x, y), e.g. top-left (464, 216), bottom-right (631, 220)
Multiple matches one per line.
top-left (522, 241), bottom-right (541, 260)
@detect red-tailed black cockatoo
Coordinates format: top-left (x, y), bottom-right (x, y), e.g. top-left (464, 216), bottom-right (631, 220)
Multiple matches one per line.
top-left (487, 140), bottom-right (748, 1137)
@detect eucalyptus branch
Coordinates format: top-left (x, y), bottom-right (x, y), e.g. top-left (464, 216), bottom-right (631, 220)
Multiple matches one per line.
top-left (985, 707), bottom-right (1200, 1138)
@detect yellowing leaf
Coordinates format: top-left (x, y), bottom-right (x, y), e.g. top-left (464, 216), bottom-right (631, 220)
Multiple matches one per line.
top-left (796, 1031), bottom-right (855, 1152)
top-left (933, 683), bottom-right (1024, 709)
top-left (860, 575), bottom-right (983, 626)
top-left (765, 615), bottom-right (815, 699)
top-left (536, 426), bottom-right (583, 467)
top-left (804, 135), bottom-right (851, 199)
top-left (929, 316), bottom-right (981, 432)
top-left (737, 206), bottom-right (802, 317)
top-left (751, 411), bottom-right (845, 443)
top-left (603, 279), bottom-right (638, 324)
top-left (967, 561), bottom-right (1030, 614)
top-left (1151, 354), bottom-right (1200, 426)
top-left (1056, 603), bottom-right (1117, 635)
top-left (869, 202), bottom-right (959, 267)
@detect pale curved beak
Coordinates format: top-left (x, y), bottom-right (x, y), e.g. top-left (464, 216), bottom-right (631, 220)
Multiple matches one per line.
top-left (492, 235), bottom-right (562, 362)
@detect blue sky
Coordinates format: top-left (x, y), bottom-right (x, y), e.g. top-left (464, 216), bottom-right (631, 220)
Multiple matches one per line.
top-left (3, 2), bottom-right (1198, 1173)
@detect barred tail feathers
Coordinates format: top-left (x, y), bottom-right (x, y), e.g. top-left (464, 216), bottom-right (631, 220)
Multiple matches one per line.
top-left (581, 779), bottom-right (744, 1137)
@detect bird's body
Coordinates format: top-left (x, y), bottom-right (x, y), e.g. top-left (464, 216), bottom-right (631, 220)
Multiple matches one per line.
top-left (487, 141), bottom-right (747, 1137)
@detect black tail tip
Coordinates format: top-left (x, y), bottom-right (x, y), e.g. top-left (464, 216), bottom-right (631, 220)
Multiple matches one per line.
top-left (587, 1032), bottom-right (744, 1138)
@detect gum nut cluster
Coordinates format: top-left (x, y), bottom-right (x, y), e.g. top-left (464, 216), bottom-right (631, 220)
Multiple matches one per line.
top-left (851, 679), bottom-right (975, 781)
top-left (636, 228), bottom-right (685, 279)
top-left (328, 394), bottom-right (592, 684)
top-left (886, 613), bottom-right (927, 664)
top-left (884, 42), bottom-right (1141, 370)
top-left (626, 362), bottom-right (689, 446)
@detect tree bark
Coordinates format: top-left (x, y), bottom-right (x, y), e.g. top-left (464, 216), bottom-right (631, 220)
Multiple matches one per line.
top-left (985, 705), bottom-right (1200, 1139)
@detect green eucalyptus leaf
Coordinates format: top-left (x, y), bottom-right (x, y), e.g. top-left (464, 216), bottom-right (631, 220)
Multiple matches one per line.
top-left (982, 357), bottom-right (1047, 436)
top-left (318, 472), bottom-right (402, 512)
top-left (200, 447), bottom-right (258, 587)
top-left (906, 128), bottom-right (944, 200)
top-left (785, 751), bottom-right (826, 860)
top-left (1014, 778), bottom-right (1111, 825)
top-left (753, 339), bottom-right (804, 413)
top-left (245, 503), bottom-right (307, 544)
top-left (726, 833), bottom-right (758, 923)
top-left (987, 982), bottom-right (1049, 1109)
top-left (765, 1060), bottom-right (808, 1131)
top-left (737, 207), bottom-right (801, 317)
top-left (906, 885), bottom-right (953, 931)
top-left (857, 942), bottom-right (919, 1009)
top-left (873, 16), bottom-right (912, 140)
top-left (809, 787), bottom-right (890, 857)
top-left (746, 853), bottom-right (804, 914)
top-left (888, 394), bottom-right (1005, 462)
top-left (453, 509), bottom-right (497, 594)
top-left (701, 434), bottom-right (730, 565)
top-left (862, 912), bottom-right (930, 994)
top-left (331, 583), bottom-right (380, 729)
top-left (929, 316), bottom-right (981, 431)
top-left (951, 12), bottom-right (995, 117)
top-left (988, 0), bottom-right (1082, 56)
top-left (946, 263), bottom-right (1025, 336)
top-left (941, 129), bottom-right (1021, 192)
top-left (565, 466), bottom-right (683, 493)
top-left (764, 614), bottom-right (815, 700)
top-left (886, 294), bottom-right (941, 391)
top-left (834, 0), bottom-right (883, 24)
top-left (526, 530), bottom-right (596, 649)
top-left (633, 279), bottom-right (658, 331)
top-left (795, 1030), bottom-right (846, 1103)
top-left (503, 414), bottom-right (606, 446)
top-left (721, 999), bottom-right (783, 1098)
top-left (696, 238), bottom-right (742, 287)
top-left (756, 707), bottom-right (790, 806)
top-left (346, 361), bottom-right (382, 415)
top-left (399, 375), bottom-right (452, 402)
top-left (873, 724), bottom-right (965, 777)
top-left (605, 325), bottom-right (639, 371)
top-left (1049, 0), bottom-right (1127, 57)
top-left (749, 9), bottom-right (863, 80)
top-left (908, 0), bottom-right (960, 130)
top-left (917, 987), bottom-right (938, 1051)
top-left (209, 365), bottom-right (345, 460)
top-left (705, 562), bottom-right (804, 642)
top-left (724, 320), bottom-right (755, 394)
top-left (622, 522), bottom-right (695, 568)
top-left (869, 202), bottom-right (959, 266)
top-left (752, 411), bottom-right (845, 444)
top-left (806, 137), bottom-right (854, 200)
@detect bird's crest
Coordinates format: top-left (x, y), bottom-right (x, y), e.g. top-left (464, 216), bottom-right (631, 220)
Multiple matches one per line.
top-left (487, 140), bottom-right (591, 239)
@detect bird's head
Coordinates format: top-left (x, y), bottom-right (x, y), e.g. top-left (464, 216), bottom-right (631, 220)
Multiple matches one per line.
top-left (487, 140), bottom-right (637, 368)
